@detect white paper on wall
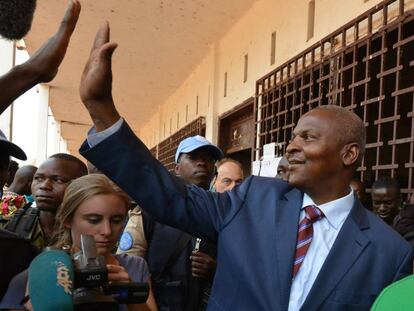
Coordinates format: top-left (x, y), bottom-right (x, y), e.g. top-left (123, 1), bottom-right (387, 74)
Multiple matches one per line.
top-left (259, 157), bottom-right (281, 177)
top-left (252, 160), bottom-right (261, 176)
top-left (263, 142), bottom-right (276, 159)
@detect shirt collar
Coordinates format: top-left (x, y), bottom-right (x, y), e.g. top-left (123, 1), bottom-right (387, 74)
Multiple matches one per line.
top-left (302, 189), bottom-right (354, 229)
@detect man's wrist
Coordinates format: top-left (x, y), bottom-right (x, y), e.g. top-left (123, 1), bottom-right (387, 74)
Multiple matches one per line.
top-left (86, 99), bottom-right (121, 132)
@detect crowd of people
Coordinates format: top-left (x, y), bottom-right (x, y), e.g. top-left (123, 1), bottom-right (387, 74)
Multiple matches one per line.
top-left (0, 0), bottom-right (413, 310)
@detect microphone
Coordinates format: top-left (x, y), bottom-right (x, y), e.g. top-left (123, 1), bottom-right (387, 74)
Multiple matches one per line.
top-left (28, 249), bottom-right (74, 311)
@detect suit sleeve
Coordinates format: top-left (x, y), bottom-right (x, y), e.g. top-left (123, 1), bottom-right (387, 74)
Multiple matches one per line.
top-left (392, 246), bottom-right (414, 282)
top-left (80, 121), bottom-right (249, 242)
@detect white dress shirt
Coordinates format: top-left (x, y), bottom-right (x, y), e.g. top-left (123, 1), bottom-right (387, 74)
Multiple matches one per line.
top-left (288, 190), bottom-right (354, 311)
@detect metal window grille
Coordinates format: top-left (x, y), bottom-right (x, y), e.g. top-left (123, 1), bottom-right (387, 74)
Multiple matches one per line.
top-left (254, 0), bottom-right (414, 194)
top-left (157, 117), bottom-right (206, 172)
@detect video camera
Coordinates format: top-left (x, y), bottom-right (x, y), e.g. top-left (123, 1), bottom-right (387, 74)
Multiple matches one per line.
top-left (71, 234), bottom-right (149, 311)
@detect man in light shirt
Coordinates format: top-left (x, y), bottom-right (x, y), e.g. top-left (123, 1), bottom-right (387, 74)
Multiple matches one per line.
top-left (79, 23), bottom-right (413, 311)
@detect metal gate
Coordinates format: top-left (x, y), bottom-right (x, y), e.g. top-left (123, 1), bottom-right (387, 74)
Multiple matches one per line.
top-left (254, 0), bottom-right (414, 194)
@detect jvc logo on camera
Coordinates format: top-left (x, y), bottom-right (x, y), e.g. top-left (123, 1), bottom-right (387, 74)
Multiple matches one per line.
top-left (86, 274), bottom-right (102, 281)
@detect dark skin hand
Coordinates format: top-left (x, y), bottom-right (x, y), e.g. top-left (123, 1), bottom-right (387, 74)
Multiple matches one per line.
top-left (0, 0), bottom-right (81, 114)
top-left (79, 22), bottom-right (120, 132)
top-left (190, 251), bottom-right (216, 281)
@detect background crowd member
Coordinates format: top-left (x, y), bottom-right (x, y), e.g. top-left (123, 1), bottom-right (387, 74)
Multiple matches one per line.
top-left (0, 131), bottom-right (31, 300)
top-left (350, 179), bottom-right (370, 210)
top-left (393, 193), bottom-right (414, 245)
top-left (0, 166), bottom-right (37, 220)
top-left (0, 132), bottom-right (28, 219)
top-left (1, 174), bottom-right (157, 311)
top-left (119, 135), bottom-right (223, 310)
top-left (276, 156), bottom-right (289, 181)
top-left (79, 23), bottom-right (413, 310)
top-left (212, 158), bottom-right (243, 193)
top-left (6, 165), bottom-right (37, 198)
top-left (4, 154), bottom-right (87, 250)
top-left (0, 131), bottom-right (27, 196)
top-left (371, 177), bottom-right (402, 226)
top-left (5, 160), bottom-right (19, 190)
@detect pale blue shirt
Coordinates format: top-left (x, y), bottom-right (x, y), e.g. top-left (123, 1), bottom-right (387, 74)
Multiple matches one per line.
top-left (288, 190), bottom-right (354, 311)
top-left (87, 117), bottom-right (123, 146)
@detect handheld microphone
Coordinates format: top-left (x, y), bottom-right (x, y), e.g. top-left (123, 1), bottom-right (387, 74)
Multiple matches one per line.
top-left (28, 249), bottom-right (74, 311)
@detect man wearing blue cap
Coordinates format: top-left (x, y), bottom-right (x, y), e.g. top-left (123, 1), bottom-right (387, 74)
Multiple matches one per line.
top-left (118, 135), bottom-right (223, 310)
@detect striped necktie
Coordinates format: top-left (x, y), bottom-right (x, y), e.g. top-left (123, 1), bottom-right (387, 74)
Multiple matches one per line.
top-left (292, 205), bottom-right (324, 278)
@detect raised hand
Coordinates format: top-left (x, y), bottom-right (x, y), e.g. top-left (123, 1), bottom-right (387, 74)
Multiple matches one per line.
top-left (0, 0), bottom-right (81, 114)
top-left (80, 22), bottom-right (120, 132)
top-left (27, 0), bottom-right (81, 83)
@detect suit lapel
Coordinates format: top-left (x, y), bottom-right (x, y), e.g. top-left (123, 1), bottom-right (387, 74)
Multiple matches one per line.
top-left (274, 187), bottom-right (303, 309)
top-left (300, 198), bottom-right (371, 311)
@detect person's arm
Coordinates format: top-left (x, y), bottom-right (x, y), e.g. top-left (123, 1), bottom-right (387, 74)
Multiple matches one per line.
top-left (0, 0), bottom-right (81, 114)
top-left (391, 246), bottom-right (413, 281)
top-left (79, 22), bottom-right (120, 132)
top-left (79, 22), bottom-right (250, 242)
top-left (117, 208), bottom-right (148, 257)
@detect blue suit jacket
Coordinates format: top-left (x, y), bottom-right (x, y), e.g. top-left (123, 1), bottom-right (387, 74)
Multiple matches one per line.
top-left (80, 122), bottom-right (413, 311)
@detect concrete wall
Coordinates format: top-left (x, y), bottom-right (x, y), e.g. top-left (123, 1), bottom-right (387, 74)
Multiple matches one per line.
top-left (140, 0), bottom-right (388, 147)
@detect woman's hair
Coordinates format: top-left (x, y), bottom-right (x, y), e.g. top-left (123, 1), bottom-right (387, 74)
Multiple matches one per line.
top-left (52, 174), bottom-right (130, 250)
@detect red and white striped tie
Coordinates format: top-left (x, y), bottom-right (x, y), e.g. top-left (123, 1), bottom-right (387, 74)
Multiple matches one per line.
top-left (292, 205), bottom-right (324, 278)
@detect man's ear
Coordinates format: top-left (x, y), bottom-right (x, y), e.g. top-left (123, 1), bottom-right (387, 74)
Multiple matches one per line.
top-left (174, 163), bottom-right (180, 176)
top-left (341, 142), bottom-right (360, 167)
top-left (211, 174), bottom-right (217, 187)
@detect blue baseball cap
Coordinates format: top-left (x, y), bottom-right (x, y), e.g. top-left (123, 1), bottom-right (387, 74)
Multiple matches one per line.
top-left (175, 135), bottom-right (223, 162)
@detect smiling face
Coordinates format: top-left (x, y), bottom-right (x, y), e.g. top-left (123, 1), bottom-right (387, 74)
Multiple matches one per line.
top-left (371, 187), bottom-right (400, 225)
top-left (175, 147), bottom-right (216, 189)
top-left (66, 193), bottom-right (128, 256)
top-left (286, 108), bottom-right (360, 203)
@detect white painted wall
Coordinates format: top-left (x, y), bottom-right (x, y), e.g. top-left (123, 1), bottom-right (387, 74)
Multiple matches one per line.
top-left (140, 0), bottom-right (390, 147)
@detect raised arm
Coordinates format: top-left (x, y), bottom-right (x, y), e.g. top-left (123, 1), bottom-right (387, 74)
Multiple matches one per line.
top-left (79, 23), bottom-right (248, 242)
top-left (79, 22), bottom-right (120, 132)
top-left (0, 0), bottom-right (81, 114)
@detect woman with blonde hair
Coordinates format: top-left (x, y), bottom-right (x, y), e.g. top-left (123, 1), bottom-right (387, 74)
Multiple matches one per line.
top-left (53, 173), bottom-right (157, 311)
top-left (1, 174), bottom-right (157, 311)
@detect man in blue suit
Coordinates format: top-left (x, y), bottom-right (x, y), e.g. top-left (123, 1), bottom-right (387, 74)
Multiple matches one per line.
top-left (78, 23), bottom-right (413, 311)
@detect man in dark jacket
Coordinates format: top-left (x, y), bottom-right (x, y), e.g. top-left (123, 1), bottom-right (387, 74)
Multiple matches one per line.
top-left (119, 135), bottom-right (223, 310)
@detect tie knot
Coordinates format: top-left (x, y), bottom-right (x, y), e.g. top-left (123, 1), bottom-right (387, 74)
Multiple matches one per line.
top-left (304, 205), bottom-right (324, 223)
